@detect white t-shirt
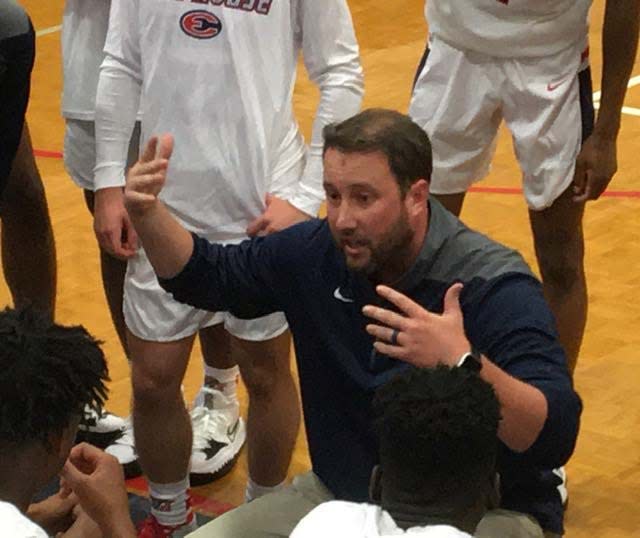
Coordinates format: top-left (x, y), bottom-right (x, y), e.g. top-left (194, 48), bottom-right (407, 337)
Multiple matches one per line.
top-left (61, 0), bottom-right (112, 120)
top-left (94, 0), bottom-right (363, 235)
top-left (290, 501), bottom-right (473, 538)
top-left (0, 501), bottom-right (48, 538)
top-left (426, 0), bottom-right (591, 58)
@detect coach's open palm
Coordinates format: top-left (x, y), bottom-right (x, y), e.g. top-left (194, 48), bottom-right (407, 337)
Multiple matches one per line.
top-left (124, 134), bottom-right (174, 217)
top-left (362, 283), bottom-right (471, 368)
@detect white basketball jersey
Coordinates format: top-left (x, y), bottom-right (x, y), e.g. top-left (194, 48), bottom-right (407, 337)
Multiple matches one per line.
top-left (426, 0), bottom-right (591, 58)
top-left (98, 0), bottom-right (362, 238)
top-left (61, 0), bottom-right (112, 119)
top-left (291, 501), bottom-right (473, 538)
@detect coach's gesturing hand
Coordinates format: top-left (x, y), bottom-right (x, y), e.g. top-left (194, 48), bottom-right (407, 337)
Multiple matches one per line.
top-left (362, 283), bottom-right (470, 368)
top-left (124, 134), bottom-right (193, 279)
top-left (124, 134), bottom-right (174, 218)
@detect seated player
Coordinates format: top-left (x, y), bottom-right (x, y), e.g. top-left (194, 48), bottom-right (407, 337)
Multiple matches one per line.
top-left (291, 365), bottom-right (507, 538)
top-left (0, 307), bottom-right (136, 537)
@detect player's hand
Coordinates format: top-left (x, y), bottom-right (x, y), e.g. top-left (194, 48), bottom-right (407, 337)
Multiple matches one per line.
top-left (56, 505), bottom-right (104, 538)
top-left (27, 491), bottom-right (78, 535)
top-left (94, 187), bottom-right (138, 259)
top-left (59, 443), bottom-right (135, 537)
top-left (125, 134), bottom-right (174, 218)
top-left (573, 133), bottom-right (617, 202)
top-left (246, 194), bottom-right (311, 236)
top-left (362, 283), bottom-right (470, 367)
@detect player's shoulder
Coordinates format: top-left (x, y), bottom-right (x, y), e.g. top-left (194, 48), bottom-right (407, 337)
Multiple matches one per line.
top-left (0, 501), bottom-right (48, 538)
top-left (291, 501), bottom-right (376, 537)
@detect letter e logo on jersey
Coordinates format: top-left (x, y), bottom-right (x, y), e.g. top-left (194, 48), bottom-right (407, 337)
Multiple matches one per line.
top-left (180, 10), bottom-right (222, 40)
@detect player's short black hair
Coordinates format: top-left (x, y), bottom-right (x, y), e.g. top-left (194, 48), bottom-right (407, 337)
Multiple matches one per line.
top-left (373, 365), bottom-right (501, 504)
top-left (0, 307), bottom-right (108, 449)
top-left (322, 108), bottom-right (432, 194)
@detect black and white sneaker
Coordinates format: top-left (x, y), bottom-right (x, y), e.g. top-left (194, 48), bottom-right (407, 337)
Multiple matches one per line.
top-left (76, 405), bottom-right (127, 448)
top-left (553, 466), bottom-right (569, 506)
top-left (77, 406), bottom-right (141, 478)
top-left (189, 387), bottom-right (246, 486)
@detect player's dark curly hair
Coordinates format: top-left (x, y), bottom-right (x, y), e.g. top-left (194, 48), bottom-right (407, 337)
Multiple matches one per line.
top-left (0, 307), bottom-right (108, 449)
top-left (322, 108), bottom-right (432, 195)
top-left (372, 365), bottom-right (501, 502)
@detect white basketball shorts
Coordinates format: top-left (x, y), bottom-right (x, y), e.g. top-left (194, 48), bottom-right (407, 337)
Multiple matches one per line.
top-left (123, 236), bottom-right (287, 343)
top-left (409, 36), bottom-right (594, 210)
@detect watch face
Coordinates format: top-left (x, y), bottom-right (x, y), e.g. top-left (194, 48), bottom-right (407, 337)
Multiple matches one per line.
top-left (461, 352), bottom-right (482, 373)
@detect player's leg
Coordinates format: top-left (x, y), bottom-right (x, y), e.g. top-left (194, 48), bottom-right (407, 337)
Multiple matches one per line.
top-left (431, 192), bottom-right (467, 217)
top-left (504, 45), bottom-right (593, 373)
top-left (129, 330), bottom-right (198, 534)
top-left (408, 36), bottom-right (501, 216)
top-left (190, 323), bottom-right (246, 486)
top-left (529, 189), bottom-right (586, 374)
top-left (227, 315), bottom-right (300, 498)
top-left (0, 11), bottom-right (56, 318)
top-left (0, 123), bottom-right (56, 318)
top-left (125, 248), bottom-right (216, 534)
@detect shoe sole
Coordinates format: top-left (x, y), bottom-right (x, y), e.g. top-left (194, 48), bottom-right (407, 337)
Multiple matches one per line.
top-left (189, 448), bottom-right (243, 486)
top-left (189, 419), bottom-right (247, 486)
top-left (75, 429), bottom-right (123, 449)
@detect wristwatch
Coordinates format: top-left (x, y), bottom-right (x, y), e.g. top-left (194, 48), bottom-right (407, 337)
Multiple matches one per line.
top-left (456, 348), bottom-right (482, 373)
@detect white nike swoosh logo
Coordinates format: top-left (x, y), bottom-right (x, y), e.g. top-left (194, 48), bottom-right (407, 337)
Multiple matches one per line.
top-left (333, 287), bottom-right (354, 303)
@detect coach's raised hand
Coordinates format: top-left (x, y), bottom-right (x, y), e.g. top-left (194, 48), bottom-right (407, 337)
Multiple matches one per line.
top-left (124, 134), bottom-right (174, 217)
top-left (125, 134), bottom-right (193, 279)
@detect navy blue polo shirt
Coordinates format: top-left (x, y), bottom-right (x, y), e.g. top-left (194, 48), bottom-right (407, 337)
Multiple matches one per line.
top-left (160, 199), bottom-right (582, 534)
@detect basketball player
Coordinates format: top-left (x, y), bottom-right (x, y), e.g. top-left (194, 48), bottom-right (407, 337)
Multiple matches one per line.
top-left (290, 366), bottom-right (503, 538)
top-left (94, 0), bottom-right (363, 535)
top-left (0, 306), bottom-right (136, 538)
top-left (0, 2), bottom-right (56, 319)
top-left (409, 0), bottom-right (640, 374)
top-left (61, 0), bottom-right (140, 469)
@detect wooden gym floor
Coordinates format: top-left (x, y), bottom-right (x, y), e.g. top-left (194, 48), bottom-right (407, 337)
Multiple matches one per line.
top-left (2, 1), bottom-right (639, 535)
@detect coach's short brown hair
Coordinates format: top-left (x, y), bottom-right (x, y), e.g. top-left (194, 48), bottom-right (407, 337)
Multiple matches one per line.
top-left (323, 108), bottom-right (432, 194)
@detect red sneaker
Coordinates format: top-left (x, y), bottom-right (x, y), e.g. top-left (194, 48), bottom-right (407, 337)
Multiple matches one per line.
top-left (137, 512), bottom-right (197, 538)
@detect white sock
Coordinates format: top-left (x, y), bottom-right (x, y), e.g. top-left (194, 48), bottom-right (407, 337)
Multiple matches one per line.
top-left (244, 477), bottom-right (287, 503)
top-left (148, 477), bottom-right (192, 527)
top-left (197, 365), bottom-right (239, 404)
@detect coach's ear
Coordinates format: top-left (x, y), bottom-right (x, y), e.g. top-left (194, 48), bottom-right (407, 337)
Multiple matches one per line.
top-left (369, 464), bottom-right (382, 503)
top-left (405, 178), bottom-right (429, 218)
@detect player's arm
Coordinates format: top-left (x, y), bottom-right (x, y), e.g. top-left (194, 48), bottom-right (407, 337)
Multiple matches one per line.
top-left (293, 0), bottom-right (364, 216)
top-left (93, 0), bottom-right (143, 257)
top-left (94, 0), bottom-right (142, 192)
top-left (574, 0), bottom-right (640, 201)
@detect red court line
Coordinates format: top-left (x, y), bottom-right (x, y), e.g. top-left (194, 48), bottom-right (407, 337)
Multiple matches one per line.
top-left (34, 149), bottom-right (63, 159)
top-left (33, 148), bottom-right (640, 199)
top-left (469, 185), bottom-right (640, 199)
top-left (126, 476), bottom-right (236, 517)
